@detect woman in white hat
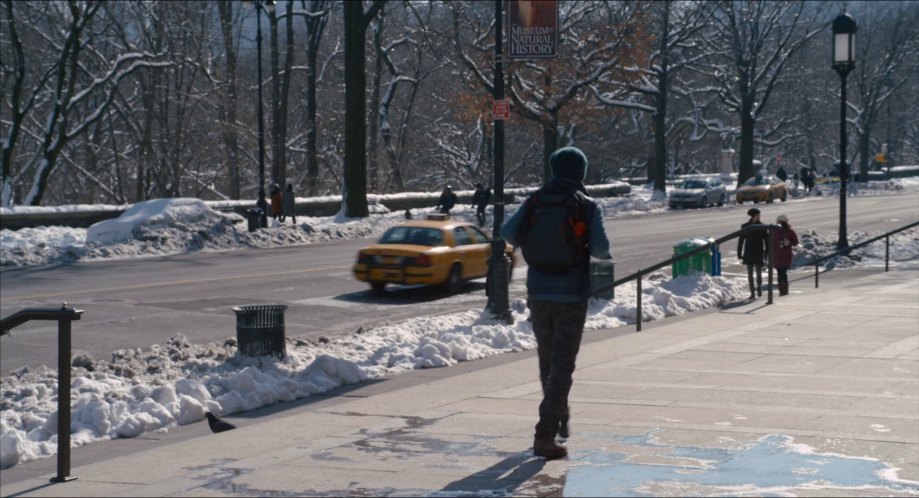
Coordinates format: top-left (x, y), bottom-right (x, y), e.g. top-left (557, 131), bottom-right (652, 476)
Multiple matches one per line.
top-left (771, 214), bottom-right (799, 296)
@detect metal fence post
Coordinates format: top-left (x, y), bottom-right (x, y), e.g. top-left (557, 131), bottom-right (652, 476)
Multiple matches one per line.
top-left (767, 226), bottom-right (774, 304)
top-left (636, 273), bottom-right (642, 332)
top-left (815, 263), bottom-right (820, 288)
top-left (885, 235), bottom-right (890, 272)
top-left (52, 317), bottom-right (75, 482)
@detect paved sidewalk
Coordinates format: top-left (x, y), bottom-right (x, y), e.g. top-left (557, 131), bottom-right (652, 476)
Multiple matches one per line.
top-left (2, 270), bottom-right (918, 497)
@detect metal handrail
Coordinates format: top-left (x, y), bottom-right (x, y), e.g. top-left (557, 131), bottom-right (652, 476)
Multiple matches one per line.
top-left (592, 220), bottom-right (918, 332)
top-left (805, 220), bottom-right (918, 288)
top-left (1, 304), bottom-right (84, 483)
top-left (591, 223), bottom-right (778, 331)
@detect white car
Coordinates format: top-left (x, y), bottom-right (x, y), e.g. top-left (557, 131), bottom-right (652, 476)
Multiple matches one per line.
top-left (668, 177), bottom-right (727, 209)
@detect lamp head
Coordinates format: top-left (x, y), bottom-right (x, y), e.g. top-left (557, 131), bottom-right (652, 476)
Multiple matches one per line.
top-left (832, 13), bottom-right (857, 74)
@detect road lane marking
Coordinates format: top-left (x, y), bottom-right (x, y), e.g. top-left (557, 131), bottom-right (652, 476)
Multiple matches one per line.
top-left (4, 265), bottom-right (348, 300)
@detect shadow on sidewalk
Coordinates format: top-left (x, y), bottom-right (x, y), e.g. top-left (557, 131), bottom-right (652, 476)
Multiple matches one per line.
top-left (437, 453), bottom-right (549, 496)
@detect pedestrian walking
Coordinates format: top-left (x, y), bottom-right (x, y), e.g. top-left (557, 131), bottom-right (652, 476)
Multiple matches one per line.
top-left (737, 208), bottom-right (768, 300)
top-left (771, 214), bottom-right (799, 296)
top-left (501, 146), bottom-right (612, 460)
top-left (776, 165), bottom-right (788, 182)
top-left (471, 183), bottom-right (492, 227)
top-left (436, 185), bottom-right (458, 215)
top-left (269, 183), bottom-right (283, 221)
top-left (281, 183), bottom-right (297, 225)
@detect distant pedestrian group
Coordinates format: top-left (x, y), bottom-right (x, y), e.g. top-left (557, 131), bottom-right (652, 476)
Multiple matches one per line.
top-left (737, 207), bottom-right (799, 299)
top-left (270, 182), bottom-right (297, 225)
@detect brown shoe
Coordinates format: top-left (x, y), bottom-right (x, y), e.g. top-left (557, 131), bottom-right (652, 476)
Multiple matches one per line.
top-left (533, 438), bottom-right (568, 460)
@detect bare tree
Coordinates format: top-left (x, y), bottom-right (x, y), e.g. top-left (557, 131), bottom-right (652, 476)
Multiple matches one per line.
top-left (700, 0), bottom-right (824, 184)
top-left (592, 0), bottom-right (711, 197)
top-left (848, 1), bottom-right (919, 182)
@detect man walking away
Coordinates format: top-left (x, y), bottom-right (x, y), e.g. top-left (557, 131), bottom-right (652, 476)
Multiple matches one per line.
top-left (738, 208), bottom-right (768, 299)
top-left (471, 183), bottom-right (492, 226)
top-left (501, 146), bottom-right (611, 460)
top-left (436, 185), bottom-right (457, 215)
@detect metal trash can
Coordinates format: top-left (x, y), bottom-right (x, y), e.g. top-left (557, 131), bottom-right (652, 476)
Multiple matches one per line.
top-left (672, 238), bottom-right (714, 278)
top-left (590, 260), bottom-right (615, 300)
top-left (246, 208), bottom-right (263, 233)
top-left (232, 305), bottom-right (287, 357)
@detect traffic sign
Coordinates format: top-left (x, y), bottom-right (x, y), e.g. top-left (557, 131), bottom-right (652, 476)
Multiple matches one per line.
top-left (493, 99), bottom-right (510, 120)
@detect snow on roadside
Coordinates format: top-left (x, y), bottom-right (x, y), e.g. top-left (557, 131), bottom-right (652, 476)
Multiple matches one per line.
top-left (0, 272), bottom-right (746, 469)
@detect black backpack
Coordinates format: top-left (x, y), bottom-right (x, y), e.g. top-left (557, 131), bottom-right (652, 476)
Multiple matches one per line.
top-left (517, 187), bottom-right (594, 273)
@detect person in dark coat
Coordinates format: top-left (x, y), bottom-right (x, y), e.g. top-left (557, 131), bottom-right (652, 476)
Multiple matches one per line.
top-left (776, 166), bottom-right (788, 182)
top-left (281, 183), bottom-right (296, 225)
top-left (471, 183), bottom-right (492, 226)
top-left (738, 208), bottom-right (768, 299)
top-left (269, 183), bottom-right (283, 221)
top-left (436, 185), bottom-right (458, 215)
top-left (501, 146), bottom-right (612, 461)
top-left (771, 214), bottom-right (799, 296)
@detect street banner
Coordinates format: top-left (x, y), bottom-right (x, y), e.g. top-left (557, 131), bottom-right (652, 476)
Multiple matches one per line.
top-left (507, 0), bottom-right (558, 58)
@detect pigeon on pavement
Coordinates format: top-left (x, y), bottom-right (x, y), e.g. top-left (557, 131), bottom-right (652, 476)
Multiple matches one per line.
top-left (205, 412), bottom-right (237, 433)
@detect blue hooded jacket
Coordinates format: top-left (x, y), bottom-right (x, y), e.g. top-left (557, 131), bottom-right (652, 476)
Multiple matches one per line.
top-left (501, 147), bottom-right (612, 302)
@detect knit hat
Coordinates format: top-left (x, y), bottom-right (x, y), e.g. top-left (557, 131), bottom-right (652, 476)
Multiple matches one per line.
top-left (777, 214), bottom-right (789, 223)
top-left (747, 208), bottom-right (760, 217)
top-left (550, 147), bottom-right (588, 181)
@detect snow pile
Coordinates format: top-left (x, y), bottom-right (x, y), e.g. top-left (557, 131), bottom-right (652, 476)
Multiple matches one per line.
top-left (1, 199), bottom-right (408, 267)
top-left (794, 227), bottom-right (919, 270)
top-left (0, 272), bottom-right (743, 469)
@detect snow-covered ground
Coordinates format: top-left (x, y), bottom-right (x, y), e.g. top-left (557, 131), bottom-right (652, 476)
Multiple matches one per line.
top-left (1, 179), bottom-right (918, 470)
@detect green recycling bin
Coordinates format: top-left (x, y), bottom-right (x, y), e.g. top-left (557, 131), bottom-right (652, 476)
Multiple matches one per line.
top-left (672, 238), bottom-right (713, 278)
top-left (590, 260), bottom-right (615, 300)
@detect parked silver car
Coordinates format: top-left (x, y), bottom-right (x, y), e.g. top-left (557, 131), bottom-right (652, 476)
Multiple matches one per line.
top-left (668, 176), bottom-right (727, 209)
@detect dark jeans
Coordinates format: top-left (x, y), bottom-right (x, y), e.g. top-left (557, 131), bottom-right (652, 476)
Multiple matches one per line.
top-left (776, 267), bottom-right (788, 286)
top-left (528, 298), bottom-right (588, 440)
top-left (475, 207), bottom-right (487, 226)
top-left (746, 264), bottom-right (763, 296)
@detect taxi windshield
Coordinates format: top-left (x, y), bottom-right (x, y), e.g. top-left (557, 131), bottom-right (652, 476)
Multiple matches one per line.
top-left (379, 227), bottom-right (443, 246)
top-left (744, 176), bottom-right (769, 186)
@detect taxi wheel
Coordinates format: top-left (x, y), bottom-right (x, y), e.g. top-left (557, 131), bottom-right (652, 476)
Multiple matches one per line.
top-left (370, 282), bottom-right (386, 292)
top-left (444, 264), bottom-right (463, 293)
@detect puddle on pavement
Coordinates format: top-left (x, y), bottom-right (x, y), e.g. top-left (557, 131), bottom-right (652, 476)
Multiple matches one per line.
top-left (564, 432), bottom-right (919, 497)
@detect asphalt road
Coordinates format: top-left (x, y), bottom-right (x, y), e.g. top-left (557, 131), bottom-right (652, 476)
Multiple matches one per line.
top-left (2, 192), bottom-right (916, 374)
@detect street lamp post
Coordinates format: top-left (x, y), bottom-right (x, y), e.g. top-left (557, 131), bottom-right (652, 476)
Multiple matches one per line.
top-left (244, 0), bottom-right (275, 228)
top-left (832, 12), bottom-right (856, 251)
top-left (486, 0), bottom-right (512, 323)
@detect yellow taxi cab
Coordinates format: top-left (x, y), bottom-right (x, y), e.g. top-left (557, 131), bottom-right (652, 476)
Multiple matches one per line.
top-left (353, 214), bottom-right (515, 293)
top-left (736, 175), bottom-right (788, 204)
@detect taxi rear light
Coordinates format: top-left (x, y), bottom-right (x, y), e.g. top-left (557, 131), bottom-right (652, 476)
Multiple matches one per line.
top-left (412, 254), bottom-right (432, 267)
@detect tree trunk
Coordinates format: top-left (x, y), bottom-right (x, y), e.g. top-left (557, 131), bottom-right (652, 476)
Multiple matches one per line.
top-left (302, 0), bottom-right (327, 197)
top-left (217, 1), bottom-right (240, 199)
top-left (858, 125), bottom-right (871, 182)
top-left (651, 1), bottom-right (670, 195)
top-left (542, 124), bottom-right (557, 183)
top-left (269, 8), bottom-right (285, 189)
top-left (738, 97), bottom-right (756, 184)
top-left (343, 1), bottom-right (370, 217)
top-left (368, 13), bottom-right (384, 193)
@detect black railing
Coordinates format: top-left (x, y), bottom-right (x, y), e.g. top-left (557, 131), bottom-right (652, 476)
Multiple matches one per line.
top-left (805, 220), bottom-right (918, 288)
top-left (592, 220), bottom-right (918, 332)
top-left (1, 304), bottom-right (84, 483)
